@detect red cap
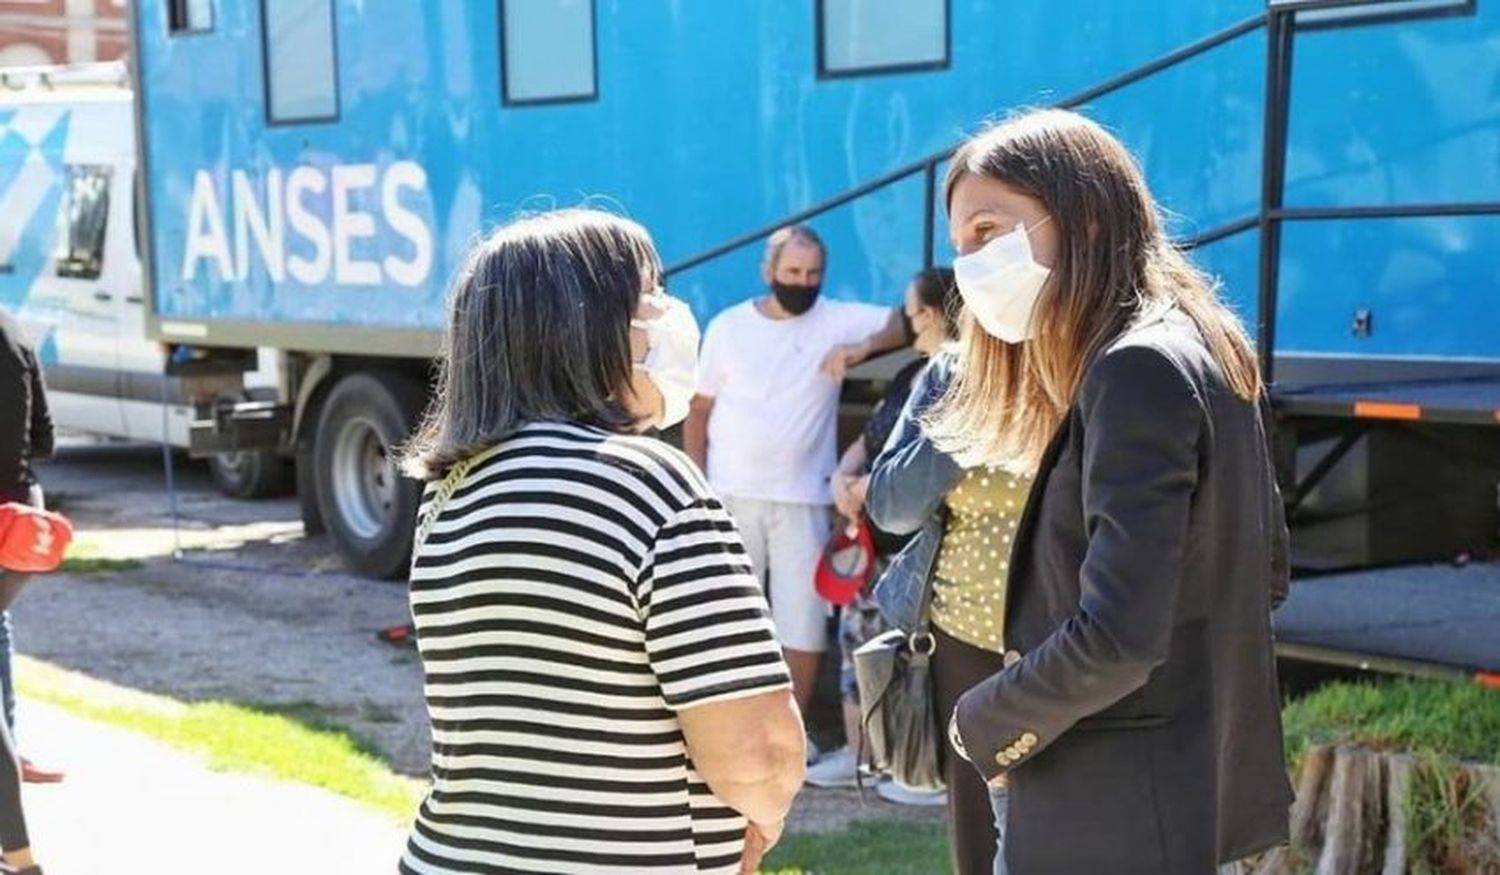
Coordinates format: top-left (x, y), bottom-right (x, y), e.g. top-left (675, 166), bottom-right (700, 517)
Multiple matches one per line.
top-left (815, 519), bottom-right (876, 607)
top-left (0, 502), bottom-right (73, 573)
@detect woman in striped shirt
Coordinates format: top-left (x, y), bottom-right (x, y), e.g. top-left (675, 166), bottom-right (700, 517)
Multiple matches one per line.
top-left (398, 210), bottom-right (806, 874)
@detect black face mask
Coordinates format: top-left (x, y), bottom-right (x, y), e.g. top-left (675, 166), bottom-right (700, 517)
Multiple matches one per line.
top-left (771, 282), bottom-right (821, 316)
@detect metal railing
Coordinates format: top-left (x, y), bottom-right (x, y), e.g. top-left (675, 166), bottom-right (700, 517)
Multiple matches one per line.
top-left (663, 13), bottom-right (1269, 278)
top-left (665, 0), bottom-right (1500, 389)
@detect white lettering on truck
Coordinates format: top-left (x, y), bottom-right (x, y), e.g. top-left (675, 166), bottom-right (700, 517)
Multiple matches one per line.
top-left (181, 161), bottom-right (434, 288)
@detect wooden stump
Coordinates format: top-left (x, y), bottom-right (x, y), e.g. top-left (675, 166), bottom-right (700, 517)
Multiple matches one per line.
top-left (1380, 755), bottom-right (1411, 875)
top-left (1260, 747), bottom-right (1500, 874)
top-left (1316, 747), bottom-right (1383, 875)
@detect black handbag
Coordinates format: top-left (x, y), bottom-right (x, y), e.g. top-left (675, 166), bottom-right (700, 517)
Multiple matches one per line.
top-left (852, 542), bottom-right (944, 792)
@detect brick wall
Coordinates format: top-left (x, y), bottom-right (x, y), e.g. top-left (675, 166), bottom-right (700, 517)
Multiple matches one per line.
top-left (0, 0), bottom-right (128, 67)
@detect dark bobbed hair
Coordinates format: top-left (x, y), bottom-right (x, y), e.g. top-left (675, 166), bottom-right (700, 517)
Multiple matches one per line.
top-left (401, 209), bottom-right (660, 480)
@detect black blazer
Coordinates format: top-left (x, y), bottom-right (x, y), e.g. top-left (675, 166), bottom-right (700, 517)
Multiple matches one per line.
top-left (952, 310), bottom-right (1294, 873)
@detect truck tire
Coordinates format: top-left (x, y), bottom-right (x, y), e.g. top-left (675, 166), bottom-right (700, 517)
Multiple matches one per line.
top-left (313, 370), bottom-right (426, 579)
top-left (295, 444), bottom-right (327, 536)
top-left (209, 449), bottom-right (291, 499)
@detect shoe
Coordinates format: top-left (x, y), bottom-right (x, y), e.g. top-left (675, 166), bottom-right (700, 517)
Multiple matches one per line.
top-left (19, 758), bottom-right (64, 784)
top-left (875, 779), bottom-right (947, 807)
top-left (804, 746), bottom-right (859, 788)
top-left (804, 736), bottom-right (822, 766)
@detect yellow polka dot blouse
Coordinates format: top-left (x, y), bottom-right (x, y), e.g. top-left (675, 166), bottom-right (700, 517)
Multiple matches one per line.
top-left (930, 466), bottom-right (1031, 652)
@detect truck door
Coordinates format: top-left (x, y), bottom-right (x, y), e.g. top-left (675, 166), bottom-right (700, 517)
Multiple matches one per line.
top-left (32, 161), bottom-right (127, 435)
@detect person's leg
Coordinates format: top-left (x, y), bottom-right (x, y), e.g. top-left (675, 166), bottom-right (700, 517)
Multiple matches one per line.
top-left (722, 496), bottom-right (771, 596)
top-left (0, 607), bottom-right (12, 736)
top-left (805, 597), bottom-right (875, 787)
top-left (932, 626), bottom-right (1008, 875)
top-left (0, 706), bottom-right (34, 871)
top-left (989, 783), bottom-right (1009, 875)
top-left (767, 503), bottom-right (831, 713)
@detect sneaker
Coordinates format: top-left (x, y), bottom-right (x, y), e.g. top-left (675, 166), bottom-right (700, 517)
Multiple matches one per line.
top-left (19, 757), bottom-right (63, 784)
top-left (876, 779), bottom-right (947, 807)
top-left (804, 746), bottom-right (859, 788)
top-left (804, 736), bottom-right (823, 766)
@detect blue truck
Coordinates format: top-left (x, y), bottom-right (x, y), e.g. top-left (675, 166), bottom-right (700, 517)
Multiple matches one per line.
top-left (6, 0), bottom-right (1499, 676)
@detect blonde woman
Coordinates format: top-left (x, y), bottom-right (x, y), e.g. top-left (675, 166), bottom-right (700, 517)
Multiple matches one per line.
top-left (932, 110), bottom-right (1293, 874)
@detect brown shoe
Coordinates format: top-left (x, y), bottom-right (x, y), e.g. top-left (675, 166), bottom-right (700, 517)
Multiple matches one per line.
top-left (19, 758), bottom-right (63, 784)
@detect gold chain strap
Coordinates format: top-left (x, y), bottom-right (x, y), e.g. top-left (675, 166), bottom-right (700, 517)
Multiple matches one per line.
top-left (412, 455), bottom-right (477, 558)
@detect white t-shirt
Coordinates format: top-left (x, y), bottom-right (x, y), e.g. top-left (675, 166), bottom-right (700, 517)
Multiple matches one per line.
top-left (696, 297), bottom-right (892, 505)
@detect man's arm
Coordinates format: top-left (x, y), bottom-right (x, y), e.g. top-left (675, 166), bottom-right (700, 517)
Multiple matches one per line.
top-left (684, 394), bottom-right (714, 473)
top-left (822, 307), bottom-right (909, 380)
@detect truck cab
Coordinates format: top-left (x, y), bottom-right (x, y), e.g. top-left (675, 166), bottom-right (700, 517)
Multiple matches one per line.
top-left (0, 61), bottom-right (287, 498)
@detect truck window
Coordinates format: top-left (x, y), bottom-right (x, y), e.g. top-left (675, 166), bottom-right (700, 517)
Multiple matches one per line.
top-left (262, 0), bottom-right (340, 124)
top-left (168, 0), bottom-right (214, 34)
top-left (818, 0), bottom-right (949, 78)
top-left (54, 165), bottom-right (113, 281)
top-left (500, 0), bottom-right (597, 106)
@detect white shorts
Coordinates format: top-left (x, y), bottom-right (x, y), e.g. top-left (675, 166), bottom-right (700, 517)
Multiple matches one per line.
top-left (722, 496), bottom-right (832, 653)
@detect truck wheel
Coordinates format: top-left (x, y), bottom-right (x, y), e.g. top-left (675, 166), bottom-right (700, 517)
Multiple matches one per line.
top-left (313, 370), bottom-right (425, 579)
top-left (209, 449), bottom-right (291, 499)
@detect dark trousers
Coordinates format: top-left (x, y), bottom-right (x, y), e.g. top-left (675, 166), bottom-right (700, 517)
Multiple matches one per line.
top-left (932, 625), bottom-right (1008, 875)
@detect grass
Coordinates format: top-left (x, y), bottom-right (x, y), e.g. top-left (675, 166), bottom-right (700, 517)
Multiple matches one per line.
top-left (16, 661), bottom-right (423, 821)
top-left (1406, 751), bottom-right (1500, 874)
top-left (1282, 679), bottom-right (1500, 767)
top-left (55, 537), bottom-right (144, 574)
top-left (56, 555), bottom-right (144, 573)
top-left (1284, 679), bottom-right (1500, 873)
top-left (762, 820), bottom-right (948, 875)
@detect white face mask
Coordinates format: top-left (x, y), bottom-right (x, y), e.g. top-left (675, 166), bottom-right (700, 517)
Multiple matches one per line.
top-left (952, 217), bottom-right (1053, 343)
top-left (632, 292), bottom-right (701, 429)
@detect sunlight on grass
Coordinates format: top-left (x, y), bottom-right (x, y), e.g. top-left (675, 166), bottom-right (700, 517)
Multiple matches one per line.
top-left (17, 660), bottom-right (422, 821)
top-left (762, 819), bottom-right (948, 874)
top-left (1283, 679), bottom-right (1500, 767)
top-left (55, 536), bottom-right (145, 573)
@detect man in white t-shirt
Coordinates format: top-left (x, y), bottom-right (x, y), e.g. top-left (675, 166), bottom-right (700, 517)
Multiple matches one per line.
top-left (684, 225), bottom-right (908, 714)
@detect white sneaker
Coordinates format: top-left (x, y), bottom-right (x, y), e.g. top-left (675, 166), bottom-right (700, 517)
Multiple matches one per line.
top-left (876, 779), bottom-right (948, 807)
top-left (804, 736), bottom-right (823, 766)
top-left (804, 746), bottom-right (859, 788)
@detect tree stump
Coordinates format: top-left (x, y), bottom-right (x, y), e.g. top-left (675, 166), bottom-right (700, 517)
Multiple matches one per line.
top-left (1255, 747), bottom-right (1500, 874)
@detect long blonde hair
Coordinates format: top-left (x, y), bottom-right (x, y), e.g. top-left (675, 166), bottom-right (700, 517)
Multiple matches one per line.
top-left (925, 109), bottom-right (1261, 472)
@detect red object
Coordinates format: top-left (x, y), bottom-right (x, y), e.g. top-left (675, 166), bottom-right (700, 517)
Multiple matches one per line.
top-left (0, 503), bottom-right (73, 573)
top-left (19, 757), bottom-right (64, 784)
top-left (815, 519), bottom-right (877, 607)
top-left (377, 624), bottom-right (415, 646)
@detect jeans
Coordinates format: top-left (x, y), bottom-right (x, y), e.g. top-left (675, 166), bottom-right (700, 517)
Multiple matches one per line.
top-left (988, 785), bottom-right (1250, 875)
top-left (989, 784), bottom-right (1008, 875)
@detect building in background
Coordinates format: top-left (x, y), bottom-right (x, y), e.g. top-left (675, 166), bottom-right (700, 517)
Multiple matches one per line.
top-left (0, 0), bottom-right (127, 67)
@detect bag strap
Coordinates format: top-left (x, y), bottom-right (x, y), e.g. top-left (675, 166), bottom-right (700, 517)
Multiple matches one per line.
top-left (911, 505), bottom-right (949, 638)
top-left (412, 455), bottom-right (477, 558)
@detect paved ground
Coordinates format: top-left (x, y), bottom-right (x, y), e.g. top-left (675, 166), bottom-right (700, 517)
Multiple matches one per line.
top-left (18, 697), bottom-right (408, 874)
top-left (13, 436), bottom-right (943, 836)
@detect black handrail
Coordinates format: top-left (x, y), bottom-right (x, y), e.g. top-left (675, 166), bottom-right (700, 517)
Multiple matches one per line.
top-left (663, 12), bottom-right (1270, 277)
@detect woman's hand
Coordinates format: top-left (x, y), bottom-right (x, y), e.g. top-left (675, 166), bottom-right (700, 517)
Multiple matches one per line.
top-left (740, 819), bottom-right (785, 873)
top-left (832, 474), bottom-right (866, 522)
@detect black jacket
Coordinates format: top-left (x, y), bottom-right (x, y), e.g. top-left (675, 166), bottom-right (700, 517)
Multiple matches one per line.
top-left (0, 310), bottom-right (55, 503)
top-left (953, 310), bottom-right (1293, 873)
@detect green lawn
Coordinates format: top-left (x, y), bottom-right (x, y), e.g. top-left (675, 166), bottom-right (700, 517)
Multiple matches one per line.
top-left (1282, 678), bottom-right (1500, 766)
top-left (763, 820), bottom-right (949, 874)
top-left (41, 659), bottom-right (1497, 872)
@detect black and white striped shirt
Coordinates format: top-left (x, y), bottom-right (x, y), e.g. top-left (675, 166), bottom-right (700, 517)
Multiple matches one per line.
top-left (400, 422), bottom-right (792, 874)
